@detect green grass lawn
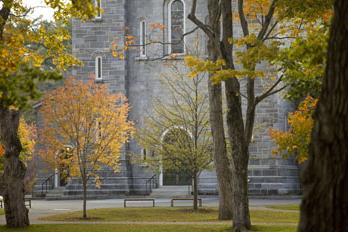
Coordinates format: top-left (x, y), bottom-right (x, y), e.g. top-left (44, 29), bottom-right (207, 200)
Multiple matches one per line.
top-left (265, 204), bottom-right (300, 211)
top-left (251, 209), bottom-right (299, 223)
top-left (0, 208), bottom-right (4, 215)
top-left (40, 207), bottom-right (299, 224)
top-left (0, 224), bottom-right (296, 232)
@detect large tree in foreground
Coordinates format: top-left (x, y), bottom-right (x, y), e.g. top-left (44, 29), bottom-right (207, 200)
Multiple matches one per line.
top-left (299, 0), bottom-right (348, 231)
top-left (0, 0), bottom-right (98, 227)
top-left (40, 78), bottom-right (134, 219)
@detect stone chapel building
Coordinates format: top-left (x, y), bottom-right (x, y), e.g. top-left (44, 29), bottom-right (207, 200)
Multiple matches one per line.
top-left (33, 0), bottom-right (300, 199)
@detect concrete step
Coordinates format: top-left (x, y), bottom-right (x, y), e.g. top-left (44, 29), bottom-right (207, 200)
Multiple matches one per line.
top-left (45, 187), bottom-right (66, 200)
top-left (150, 186), bottom-right (192, 198)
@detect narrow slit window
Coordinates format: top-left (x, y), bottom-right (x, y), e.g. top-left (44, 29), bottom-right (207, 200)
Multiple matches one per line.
top-left (220, 16), bottom-right (223, 41)
top-left (95, 56), bottom-right (102, 80)
top-left (140, 21), bottom-right (146, 57)
top-left (95, 0), bottom-right (102, 19)
top-left (169, 0), bottom-right (185, 54)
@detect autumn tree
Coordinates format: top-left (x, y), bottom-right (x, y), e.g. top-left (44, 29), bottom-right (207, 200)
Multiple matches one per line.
top-left (298, 0), bottom-right (348, 230)
top-left (269, 96), bottom-right (317, 163)
top-left (136, 65), bottom-right (212, 211)
top-left (276, 25), bottom-right (328, 103)
top-left (270, 11), bottom-right (329, 168)
top-left (269, 18), bottom-right (329, 164)
top-left (186, 0), bottom-right (332, 230)
top-left (39, 77), bottom-right (134, 219)
top-left (0, 0), bottom-right (100, 227)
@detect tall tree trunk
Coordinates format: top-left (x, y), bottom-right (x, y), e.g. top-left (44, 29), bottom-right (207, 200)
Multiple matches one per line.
top-left (299, 1), bottom-right (348, 231)
top-left (205, 0), bottom-right (233, 220)
top-left (0, 108), bottom-right (29, 228)
top-left (193, 173), bottom-right (198, 211)
top-left (225, 79), bottom-right (251, 232)
top-left (221, 0), bottom-right (251, 230)
top-left (82, 177), bottom-right (87, 219)
top-left (208, 79), bottom-right (233, 219)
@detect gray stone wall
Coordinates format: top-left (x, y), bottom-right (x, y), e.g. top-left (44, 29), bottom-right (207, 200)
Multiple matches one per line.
top-left (125, 0), bottom-right (209, 194)
top-left (69, 0), bottom-right (131, 197)
top-left (71, 0), bottom-right (127, 95)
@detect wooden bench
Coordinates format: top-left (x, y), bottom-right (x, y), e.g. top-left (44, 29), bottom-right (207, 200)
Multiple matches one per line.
top-left (171, 198), bottom-right (202, 207)
top-left (0, 198), bottom-right (32, 209)
top-left (124, 198), bottom-right (155, 208)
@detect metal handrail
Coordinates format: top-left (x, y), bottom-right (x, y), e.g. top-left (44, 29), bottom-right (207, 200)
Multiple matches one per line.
top-left (145, 174), bottom-right (157, 195)
top-left (41, 174), bottom-right (55, 196)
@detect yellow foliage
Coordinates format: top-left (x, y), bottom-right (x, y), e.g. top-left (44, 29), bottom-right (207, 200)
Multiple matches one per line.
top-left (269, 96), bottom-right (317, 163)
top-left (184, 55), bottom-right (265, 83)
top-left (18, 118), bottom-right (37, 162)
top-left (45, 0), bottom-right (97, 22)
top-left (39, 77), bottom-right (134, 183)
top-left (0, 18), bottom-right (81, 80)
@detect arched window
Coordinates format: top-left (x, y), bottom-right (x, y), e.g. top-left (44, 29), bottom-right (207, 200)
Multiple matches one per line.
top-left (169, 0), bottom-right (185, 54)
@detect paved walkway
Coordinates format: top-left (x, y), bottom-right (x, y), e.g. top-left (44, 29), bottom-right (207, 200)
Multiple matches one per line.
top-left (0, 197), bottom-right (300, 225)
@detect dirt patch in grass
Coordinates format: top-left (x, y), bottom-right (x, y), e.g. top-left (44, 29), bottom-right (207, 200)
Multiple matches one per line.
top-left (40, 207), bottom-right (222, 222)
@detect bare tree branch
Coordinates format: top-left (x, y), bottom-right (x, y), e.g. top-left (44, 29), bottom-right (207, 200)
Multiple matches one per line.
top-left (238, 0), bottom-right (250, 37)
top-left (264, 36), bottom-right (297, 41)
top-left (255, 74), bottom-right (287, 104)
top-left (188, 0), bottom-right (215, 39)
top-left (257, 0), bottom-right (277, 40)
top-left (262, 21), bottom-right (278, 41)
top-left (129, 26), bottom-right (200, 48)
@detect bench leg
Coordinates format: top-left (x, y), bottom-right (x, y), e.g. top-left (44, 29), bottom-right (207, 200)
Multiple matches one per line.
top-left (199, 200), bottom-right (202, 207)
top-left (124, 201), bottom-right (126, 208)
top-left (153, 201), bottom-right (155, 207)
top-left (171, 201), bottom-right (173, 207)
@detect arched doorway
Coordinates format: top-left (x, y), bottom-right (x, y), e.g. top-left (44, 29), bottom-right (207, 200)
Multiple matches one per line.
top-left (161, 127), bottom-right (192, 186)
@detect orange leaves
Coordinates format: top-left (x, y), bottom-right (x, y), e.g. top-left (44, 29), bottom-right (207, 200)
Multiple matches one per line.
top-left (149, 23), bottom-right (166, 31)
top-left (243, 0), bottom-right (272, 19)
top-left (39, 77), bottom-right (134, 181)
top-left (269, 96), bottom-right (317, 163)
top-left (0, 145), bottom-right (4, 157)
top-left (184, 55), bottom-right (265, 83)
